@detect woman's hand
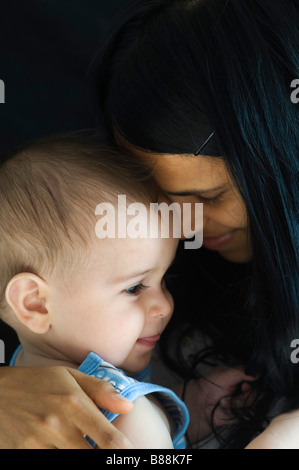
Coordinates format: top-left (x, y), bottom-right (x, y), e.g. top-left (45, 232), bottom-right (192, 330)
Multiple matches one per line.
top-left (0, 366), bottom-right (134, 449)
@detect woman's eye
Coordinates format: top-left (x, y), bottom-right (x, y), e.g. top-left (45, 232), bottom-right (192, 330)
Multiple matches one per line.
top-left (196, 194), bottom-right (220, 204)
top-left (124, 283), bottom-right (147, 296)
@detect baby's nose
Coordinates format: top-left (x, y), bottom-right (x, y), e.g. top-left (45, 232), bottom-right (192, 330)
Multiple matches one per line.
top-left (149, 291), bottom-right (173, 318)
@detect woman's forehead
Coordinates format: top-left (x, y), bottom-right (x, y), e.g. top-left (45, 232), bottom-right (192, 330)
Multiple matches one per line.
top-left (128, 148), bottom-right (229, 193)
top-left (117, 131), bottom-right (229, 191)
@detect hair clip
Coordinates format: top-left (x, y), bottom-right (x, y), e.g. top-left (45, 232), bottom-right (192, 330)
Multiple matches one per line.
top-left (194, 130), bottom-right (215, 156)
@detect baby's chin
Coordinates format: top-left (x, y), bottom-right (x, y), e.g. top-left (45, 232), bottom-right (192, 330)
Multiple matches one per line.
top-left (121, 352), bottom-right (153, 377)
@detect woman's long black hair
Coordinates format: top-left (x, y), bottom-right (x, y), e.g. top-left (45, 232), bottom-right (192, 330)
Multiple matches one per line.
top-left (93, 0), bottom-right (299, 447)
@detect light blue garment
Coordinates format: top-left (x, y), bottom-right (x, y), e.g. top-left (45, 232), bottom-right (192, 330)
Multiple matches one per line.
top-left (79, 352), bottom-right (189, 448)
top-left (10, 347), bottom-right (189, 448)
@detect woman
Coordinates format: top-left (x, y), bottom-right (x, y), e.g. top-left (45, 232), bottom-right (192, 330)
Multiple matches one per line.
top-left (93, 0), bottom-right (299, 447)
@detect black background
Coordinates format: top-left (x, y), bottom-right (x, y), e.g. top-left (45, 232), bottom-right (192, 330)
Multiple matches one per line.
top-left (0, 0), bottom-right (131, 365)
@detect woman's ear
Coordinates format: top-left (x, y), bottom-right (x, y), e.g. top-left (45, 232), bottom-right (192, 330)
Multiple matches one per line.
top-left (5, 273), bottom-right (51, 334)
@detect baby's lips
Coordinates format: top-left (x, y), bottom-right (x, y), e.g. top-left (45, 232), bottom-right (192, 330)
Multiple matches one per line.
top-left (140, 334), bottom-right (161, 342)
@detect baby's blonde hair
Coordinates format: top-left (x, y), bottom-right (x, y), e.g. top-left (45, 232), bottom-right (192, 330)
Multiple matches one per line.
top-left (0, 131), bottom-right (158, 318)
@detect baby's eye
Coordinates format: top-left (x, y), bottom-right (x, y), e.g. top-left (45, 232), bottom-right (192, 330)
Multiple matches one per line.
top-left (124, 283), bottom-right (147, 296)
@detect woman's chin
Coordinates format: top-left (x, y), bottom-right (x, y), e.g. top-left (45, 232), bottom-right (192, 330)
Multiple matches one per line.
top-left (217, 246), bottom-right (252, 264)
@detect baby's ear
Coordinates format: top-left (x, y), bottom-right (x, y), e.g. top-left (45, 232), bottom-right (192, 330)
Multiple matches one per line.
top-left (5, 273), bottom-right (51, 334)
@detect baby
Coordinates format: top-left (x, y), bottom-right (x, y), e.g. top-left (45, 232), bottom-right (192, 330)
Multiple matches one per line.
top-left (0, 132), bottom-right (261, 449)
top-left (0, 132), bottom-right (189, 449)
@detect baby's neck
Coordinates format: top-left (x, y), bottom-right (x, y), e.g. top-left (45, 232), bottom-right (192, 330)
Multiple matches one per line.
top-left (13, 344), bottom-right (78, 369)
top-left (14, 343), bottom-right (139, 377)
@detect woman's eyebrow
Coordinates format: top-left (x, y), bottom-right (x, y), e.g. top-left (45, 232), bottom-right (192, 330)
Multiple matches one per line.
top-left (166, 184), bottom-right (228, 196)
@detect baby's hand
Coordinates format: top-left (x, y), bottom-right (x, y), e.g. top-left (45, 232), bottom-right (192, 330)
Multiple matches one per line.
top-left (182, 365), bottom-right (257, 443)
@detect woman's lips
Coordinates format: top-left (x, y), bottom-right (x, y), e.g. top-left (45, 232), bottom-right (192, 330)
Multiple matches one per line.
top-left (136, 334), bottom-right (161, 348)
top-left (203, 230), bottom-right (236, 250)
